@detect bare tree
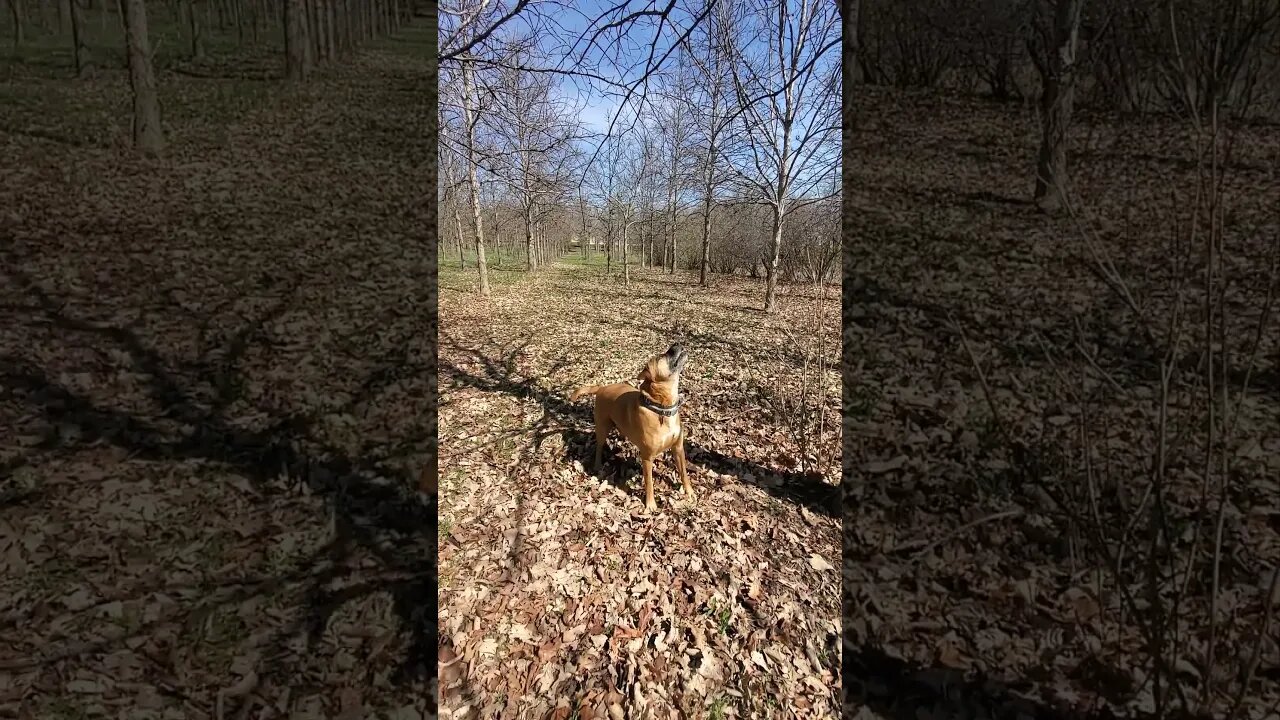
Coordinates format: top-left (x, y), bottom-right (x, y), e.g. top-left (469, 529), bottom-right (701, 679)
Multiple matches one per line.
top-left (459, 57), bottom-right (493, 295)
top-left (611, 132), bottom-right (655, 287)
top-left (285, 0), bottom-right (311, 80)
top-left (592, 133), bottom-right (629, 276)
top-left (6, 0), bottom-right (24, 47)
top-left (937, 0), bottom-right (1031, 100)
top-left (184, 0), bottom-right (206, 58)
top-left (1027, 0), bottom-right (1086, 213)
top-left (440, 120), bottom-right (469, 269)
top-left (726, 0), bottom-right (841, 312)
top-left (440, 0), bottom-right (725, 170)
top-left (1153, 0), bottom-right (1280, 119)
top-left (654, 67), bottom-right (695, 275)
top-left (856, 1), bottom-right (954, 87)
top-left (578, 190), bottom-right (591, 261)
top-left (70, 0), bottom-right (92, 77)
top-left (684, 0), bottom-right (736, 285)
top-left (480, 45), bottom-right (584, 272)
top-left (121, 0), bottom-right (164, 155)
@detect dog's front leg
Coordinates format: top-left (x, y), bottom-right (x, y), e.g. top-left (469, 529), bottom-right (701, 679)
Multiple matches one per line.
top-left (641, 456), bottom-right (657, 513)
top-left (674, 432), bottom-right (693, 502)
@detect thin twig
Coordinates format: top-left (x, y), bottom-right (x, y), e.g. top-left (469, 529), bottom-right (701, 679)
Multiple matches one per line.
top-left (891, 509), bottom-right (1025, 557)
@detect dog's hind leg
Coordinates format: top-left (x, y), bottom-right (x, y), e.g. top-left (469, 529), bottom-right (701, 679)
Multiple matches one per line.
top-left (593, 417), bottom-right (611, 475)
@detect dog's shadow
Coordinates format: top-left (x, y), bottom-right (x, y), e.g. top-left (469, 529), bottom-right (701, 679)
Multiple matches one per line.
top-left (558, 429), bottom-right (688, 499)
top-left (442, 329), bottom-right (837, 516)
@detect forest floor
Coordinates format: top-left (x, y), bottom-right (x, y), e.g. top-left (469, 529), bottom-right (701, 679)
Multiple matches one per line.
top-left (436, 255), bottom-right (842, 718)
top-left (0, 21), bottom-right (436, 720)
top-left (845, 87), bottom-right (1280, 718)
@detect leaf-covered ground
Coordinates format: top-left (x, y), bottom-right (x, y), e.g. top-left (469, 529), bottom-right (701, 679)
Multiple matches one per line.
top-left (845, 88), bottom-right (1280, 718)
top-left (437, 258), bottom-right (842, 718)
top-left (0, 25), bottom-right (436, 720)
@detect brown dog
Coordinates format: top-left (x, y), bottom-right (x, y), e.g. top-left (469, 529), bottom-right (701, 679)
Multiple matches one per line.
top-left (569, 343), bottom-right (692, 512)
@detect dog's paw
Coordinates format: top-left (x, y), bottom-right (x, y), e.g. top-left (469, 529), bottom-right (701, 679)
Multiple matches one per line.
top-left (644, 500), bottom-right (657, 513)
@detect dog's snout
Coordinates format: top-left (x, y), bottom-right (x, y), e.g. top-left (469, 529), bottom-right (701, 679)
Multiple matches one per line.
top-left (666, 343), bottom-right (684, 356)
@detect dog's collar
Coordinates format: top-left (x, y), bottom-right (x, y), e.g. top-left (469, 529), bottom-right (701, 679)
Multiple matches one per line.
top-left (640, 395), bottom-right (684, 417)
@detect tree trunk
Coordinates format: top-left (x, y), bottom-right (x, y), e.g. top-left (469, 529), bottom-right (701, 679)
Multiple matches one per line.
top-left (332, 0), bottom-right (344, 54)
top-left (1031, 0), bottom-right (1083, 213)
top-left (537, 220), bottom-right (545, 267)
top-left (524, 215), bottom-right (536, 270)
top-left (70, 0), bottom-right (91, 76)
top-left (312, 0), bottom-right (324, 60)
top-left (699, 194), bottom-right (712, 285)
top-left (121, 0), bottom-right (164, 155)
top-left (452, 200), bottom-right (466, 269)
top-left (38, 0), bottom-right (51, 35)
top-left (622, 221), bottom-right (630, 287)
top-left (185, 0), bottom-right (204, 59)
top-left (578, 196), bottom-right (589, 261)
top-left (284, 0), bottom-right (309, 80)
top-left (7, 0), bottom-right (24, 47)
top-left (312, 0), bottom-right (323, 60)
top-left (232, 0), bottom-right (243, 46)
top-left (665, 182), bottom-right (677, 274)
top-left (494, 220), bottom-right (502, 266)
top-left (460, 59), bottom-right (491, 296)
top-left (763, 205), bottom-right (783, 312)
top-left (302, 0), bottom-right (315, 68)
top-left (324, 0), bottom-right (335, 59)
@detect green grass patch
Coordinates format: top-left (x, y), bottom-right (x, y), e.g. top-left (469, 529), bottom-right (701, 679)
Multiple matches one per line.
top-left (560, 251), bottom-right (609, 267)
top-left (439, 255), bottom-right (527, 292)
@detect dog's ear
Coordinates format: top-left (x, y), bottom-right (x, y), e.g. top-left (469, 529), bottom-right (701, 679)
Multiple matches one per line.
top-left (636, 361), bottom-right (652, 383)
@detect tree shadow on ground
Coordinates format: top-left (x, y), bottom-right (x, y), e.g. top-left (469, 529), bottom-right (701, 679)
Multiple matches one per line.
top-left (845, 643), bottom-right (1131, 720)
top-left (0, 261), bottom-right (437, 712)
top-left (875, 183), bottom-right (1034, 214)
top-left (0, 125), bottom-right (92, 147)
top-left (167, 66), bottom-right (282, 82)
top-left (538, 281), bottom-right (686, 305)
top-left (848, 271), bottom-right (1280, 403)
top-left (438, 329), bottom-right (839, 517)
top-left (615, 319), bottom-right (826, 373)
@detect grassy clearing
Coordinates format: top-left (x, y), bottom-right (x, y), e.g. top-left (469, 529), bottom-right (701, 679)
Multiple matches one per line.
top-left (438, 260), bottom-right (841, 715)
top-left (0, 21), bottom-right (435, 720)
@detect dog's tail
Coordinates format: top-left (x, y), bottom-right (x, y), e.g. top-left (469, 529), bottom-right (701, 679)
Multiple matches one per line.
top-left (569, 384), bottom-right (603, 402)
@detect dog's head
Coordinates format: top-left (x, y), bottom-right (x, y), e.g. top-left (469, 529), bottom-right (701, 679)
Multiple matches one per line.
top-left (637, 343), bottom-right (687, 386)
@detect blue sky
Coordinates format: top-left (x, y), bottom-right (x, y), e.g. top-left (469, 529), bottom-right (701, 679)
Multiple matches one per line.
top-left (447, 0), bottom-right (841, 201)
